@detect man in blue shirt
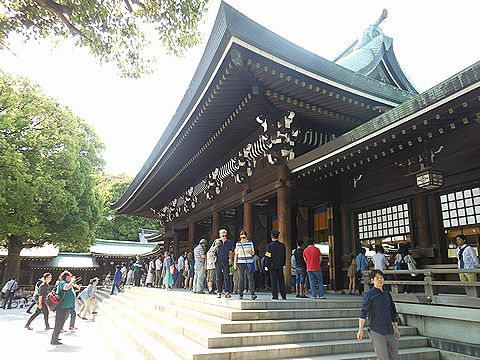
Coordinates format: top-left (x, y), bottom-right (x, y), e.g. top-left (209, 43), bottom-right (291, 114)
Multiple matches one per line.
top-left (357, 269), bottom-right (400, 360)
top-left (212, 229), bottom-right (233, 298)
top-left (356, 248), bottom-right (369, 292)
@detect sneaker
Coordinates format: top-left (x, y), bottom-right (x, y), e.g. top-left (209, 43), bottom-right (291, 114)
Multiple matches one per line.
top-left (299, 294), bottom-right (308, 298)
top-left (208, 290), bottom-right (215, 295)
top-left (45, 326), bottom-right (51, 330)
top-left (239, 295), bottom-right (243, 300)
top-left (25, 325), bottom-right (33, 330)
top-left (318, 296), bottom-right (326, 299)
top-left (217, 293), bottom-right (222, 298)
top-left (251, 294), bottom-right (257, 300)
top-left (69, 327), bottom-right (77, 331)
top-left (224, 292), bottom-right (231, 298)
top-left (50, 341), bottom-right (62, 345)
top-left (295, 294), bottom-right (300, 298)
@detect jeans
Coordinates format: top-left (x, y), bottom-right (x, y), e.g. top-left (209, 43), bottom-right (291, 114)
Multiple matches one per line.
top-left (69, 308), bottom-right (76, 328)
top-left (237, 263), bottom-right (255, 296)
top-left (26, 305), bottom-right (50, 328)
top-left (51, 308), bottom-right (70, 343)
top-left (215, 259), bottom-right (231, 293)
top-left (369, 330), bottom-right (399, 360)
top-left (193, 264), bottom-right (206, 293)
top-left (111, 281), bottom-right (121, 294)
top-left (296, 267), bottom-right (306, 285)
top-left (133, 271), bottom-right (141, 287)
top-left (307, 271), bottom-right (324, 298)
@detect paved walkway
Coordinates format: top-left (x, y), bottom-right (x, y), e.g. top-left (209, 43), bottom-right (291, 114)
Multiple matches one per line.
top-left (0, 307), bottom-right (114, 359)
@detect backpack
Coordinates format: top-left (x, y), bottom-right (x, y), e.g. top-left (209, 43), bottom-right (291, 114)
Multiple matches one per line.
top-left (395, 254), bottom-right (408, 270)
top-left (45, 283), bottom-right (64, 312)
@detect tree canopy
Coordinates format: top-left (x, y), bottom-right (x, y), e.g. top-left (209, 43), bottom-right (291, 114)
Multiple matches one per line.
top-left (0, 71), bottom-right (104, 279)
top-left (96, 173), bottom-right (160, 241)
top-left (0, 0), bottom-right (210, 78)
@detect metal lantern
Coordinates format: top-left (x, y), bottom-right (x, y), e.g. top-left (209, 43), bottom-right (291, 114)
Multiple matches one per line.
top-left (416, 170), bottom-right (444, 190)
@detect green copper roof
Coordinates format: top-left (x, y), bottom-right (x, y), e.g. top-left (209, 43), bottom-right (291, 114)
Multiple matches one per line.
top-left (29, 253), bottom-right (99, 269)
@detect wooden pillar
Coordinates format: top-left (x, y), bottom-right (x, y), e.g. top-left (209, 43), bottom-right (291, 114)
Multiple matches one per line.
top-left (164, 237), bottom-right (171, 254)
top-left (243, 202), bottom-right (254, 238)
top-left (212, 210), bottom-right (221, 240)
top-left (188, 222), bottom-right (196, 251)
top-left (277, 164), bottom-right (292, 290)
top-left (173, 231), bottom-right (180, 258)
top-left (415, 193), bottom-right (431, 248)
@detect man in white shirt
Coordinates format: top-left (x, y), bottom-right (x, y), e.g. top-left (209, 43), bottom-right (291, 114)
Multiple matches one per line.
top-left (1, 277), bottom-right (19, 309)
top-left (176, 253), bottom-right (186, 288)
top-left (206, 246), bottom-right (217, 294)
top-left (456, 234), bottom-right (479, 282)
top-left (373, 247), bottom-right (389, 271)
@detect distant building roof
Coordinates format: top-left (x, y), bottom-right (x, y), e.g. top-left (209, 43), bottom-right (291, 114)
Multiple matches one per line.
top-left (0, 243), bottom-right (59, 259)
top-left (334, 9), bottom-right (418, 93)
top-left (29, 253), bottom-right (99, 270)
top-left (90, 239), bottom-right (161, 257)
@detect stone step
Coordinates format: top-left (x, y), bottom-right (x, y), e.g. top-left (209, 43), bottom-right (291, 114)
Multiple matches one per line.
top-left (98, 294), bottom-right (431, 360)
top-left (98, 294), bottom-right (197, 359)
top-left (98, 291), bottom-right (419, 350)
top-left (127, 287), bottom-right (362, 310)
top-left (288, 347), bottom-right (440, 360)
top-left (107, 288), bottom-right (360, 321)
top-left (100, 289), bottom-right (361, 333)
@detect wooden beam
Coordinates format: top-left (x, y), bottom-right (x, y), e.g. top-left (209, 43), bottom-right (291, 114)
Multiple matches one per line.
top-left (173, 232), bottom-right (180, 258)
top-left (188, 222), bottom-right (196, 252)
top-left (212, 210), bottom-right (221, 240)
top-left (277, 164), bottom-right (292, 290)
top-left (243, 201), bottom-right (254, 238)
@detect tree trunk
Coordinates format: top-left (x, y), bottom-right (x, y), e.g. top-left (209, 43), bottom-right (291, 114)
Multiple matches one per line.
top-left (3, 235), bottom-right (23, 284)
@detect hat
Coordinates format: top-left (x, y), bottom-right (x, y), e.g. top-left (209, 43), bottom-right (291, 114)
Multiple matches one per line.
top-left (271, 230), bottom-right (280, 238)
top-left (199, 239), bottom-right (208, 244)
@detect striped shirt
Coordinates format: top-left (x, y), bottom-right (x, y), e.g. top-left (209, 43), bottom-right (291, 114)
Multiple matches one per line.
top-left (235, 241), bottom-right (255, 264)
top-left (194, 244), bottom-right (205, 264)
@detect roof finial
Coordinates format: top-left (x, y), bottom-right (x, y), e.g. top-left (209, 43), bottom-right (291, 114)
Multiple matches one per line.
top-left (373, 9), bottom-right (388, 28)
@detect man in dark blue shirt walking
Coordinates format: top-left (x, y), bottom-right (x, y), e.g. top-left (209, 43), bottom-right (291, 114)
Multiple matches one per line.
top-left (357, 269), bottom-right (400, 360)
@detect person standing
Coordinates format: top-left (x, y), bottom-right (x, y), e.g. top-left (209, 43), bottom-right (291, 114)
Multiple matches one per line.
top-left (25, 273), bottom-right (52, 330)
top-left (133, 255), bottom-right (144, 287)
top-left (162, 251), bottom-right (174, 290)
top-left (126, 261), bottom-right (135, 286)
top-left (111, 265), bottom-right (123, 295)
top-left (294, 240), bottom-right (308, 298)
top-left (290, 250), bottom-right (297, 293)
top-left (456, 234), bottom-right (479, 282)
top-left (213, 229), bottom-right (234, 298)
top-left (51, 271), bottom-right (76, 345)
top-left (155, 256), bottom-right (163, 288)
top-left (264, 231), bottom-right (287, 300)
top-left (193, 239), bottom-right (207, 293)
top-left (303, 238), bottom-right (325, 299)
top-left (234, 231), bottom-right (257, 300)
top-left (176, 252), bottom-right (186, 288)
top-left (120, 262), bottom-right (128, 288)
top-left (373, 246), bottom-right (389, 271)
top-left (146, 258), bottom-right (156, 287)
top-left (80, 277), bottom-right (99, 319)
top-left (206, 244), bottom-right (217, 294)
top-left (357, 269), bottom-right (400, 360)
top-left (1, 277), bottom-right (18, 309)
top-left (356, 248), bottom-right (369, 293)
top-left (347, 255), bottom-right (357, 295)
top-left (253, 251), bottom-right (262, 290)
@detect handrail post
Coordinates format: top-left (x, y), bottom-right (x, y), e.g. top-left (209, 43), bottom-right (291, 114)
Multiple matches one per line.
top-left (424, 271), bottom-right (437, 299)
top-left (464, 271), bottom-right (480, 298)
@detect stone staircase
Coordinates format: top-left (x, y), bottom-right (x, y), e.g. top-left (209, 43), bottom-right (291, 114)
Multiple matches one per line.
top-left (95, 287), bottom-right (440, 360)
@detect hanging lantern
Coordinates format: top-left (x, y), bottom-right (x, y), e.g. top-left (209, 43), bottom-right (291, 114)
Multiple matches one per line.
top-left (416, 170), bottom-right (444, 190)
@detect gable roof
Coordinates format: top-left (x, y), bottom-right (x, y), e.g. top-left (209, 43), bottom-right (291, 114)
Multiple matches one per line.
top-left (113, 2), bottom-right (415, 214)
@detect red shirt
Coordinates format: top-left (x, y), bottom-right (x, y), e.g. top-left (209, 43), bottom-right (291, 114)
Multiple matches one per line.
top-left (303, 245), bottom-right (322, 272)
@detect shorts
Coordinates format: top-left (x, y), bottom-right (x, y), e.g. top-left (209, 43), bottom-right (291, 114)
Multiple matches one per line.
top-left (295, 267), bottom-right (306, 285)
top-left (207, 269), bottom-right (216, 282)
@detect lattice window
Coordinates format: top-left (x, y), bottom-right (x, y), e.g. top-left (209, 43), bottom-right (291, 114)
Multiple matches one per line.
top-left (440, 187), bottom-right (480, 228)
top-left (357, 203), bottom-right (410, 240)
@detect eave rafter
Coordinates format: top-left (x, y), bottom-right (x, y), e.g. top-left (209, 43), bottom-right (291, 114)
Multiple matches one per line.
top-left (297, 97), bottom-right (480, 182)
top-left (244, 58), bottom-right (386, 115)
top-left (265, 89), bottom-right (362, 126)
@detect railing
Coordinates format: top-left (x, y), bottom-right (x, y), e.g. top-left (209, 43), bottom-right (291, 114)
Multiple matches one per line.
top-left (362, 268), bottom-right (480, 309)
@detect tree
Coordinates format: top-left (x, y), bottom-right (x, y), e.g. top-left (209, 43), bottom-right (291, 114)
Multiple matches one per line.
top-left (96, 173), bottom-right (160, 241)
top-left (0, 0), bottom-right (210, 78)
top-left (0, 71), bottom-right (104, 282)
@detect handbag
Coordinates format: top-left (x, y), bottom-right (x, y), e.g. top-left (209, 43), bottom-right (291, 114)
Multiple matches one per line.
top-left (239, 241), bottom-right (256, 273)
top-left (45, 287), bottom-right (62, 311)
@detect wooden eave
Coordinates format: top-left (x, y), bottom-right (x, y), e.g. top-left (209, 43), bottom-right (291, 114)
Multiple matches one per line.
top-left (289, 62), bottom-right (480, 180)
top-left (114, 1), bottom-right (416, 215)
